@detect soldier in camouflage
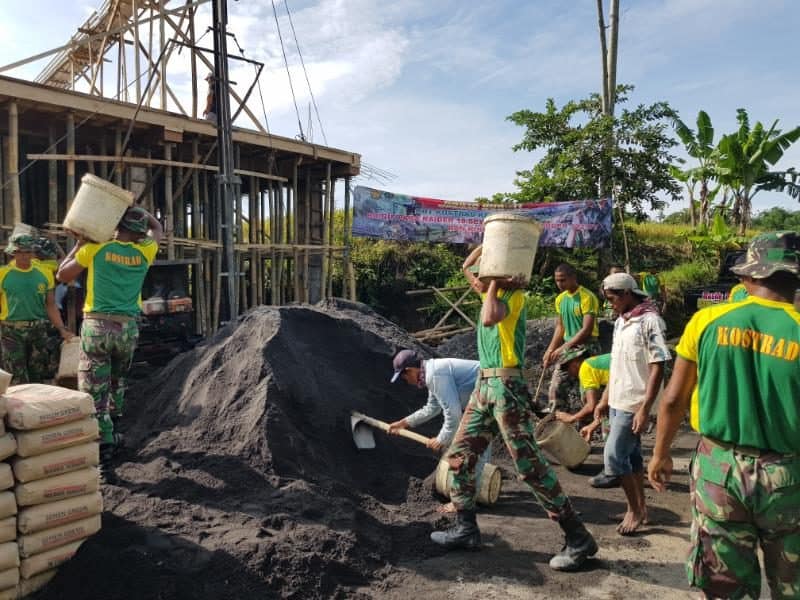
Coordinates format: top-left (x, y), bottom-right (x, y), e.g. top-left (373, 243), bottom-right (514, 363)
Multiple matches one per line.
top-left (649, 230), bottom-right (800, 599)
top-left (58, 207), bottom-right (163, 476)
top-left (0, 234), bottom-right (73, 382)
top-left (35, 236), bottom-right (65, 379)
top-left (429, 246), bottom-right (598, 572)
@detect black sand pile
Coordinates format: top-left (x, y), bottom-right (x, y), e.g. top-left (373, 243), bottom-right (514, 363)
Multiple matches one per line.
top-left (35, 301), bottom-right (447, 600)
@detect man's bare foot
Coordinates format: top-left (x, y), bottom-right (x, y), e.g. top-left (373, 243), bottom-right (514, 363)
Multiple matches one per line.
top-left (616, 510), bottom-right (646, 535)
top-left (436, 502), bottom-right (457, 514)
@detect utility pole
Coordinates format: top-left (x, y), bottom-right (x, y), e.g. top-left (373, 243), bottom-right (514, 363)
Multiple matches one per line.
top-left (211, 0), bottom-right (240, 321)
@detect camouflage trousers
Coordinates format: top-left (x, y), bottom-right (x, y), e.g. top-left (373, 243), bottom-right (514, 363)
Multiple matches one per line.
top-left (78, 317), bottom-right (139, 445)
top-left (688, 436), bottom-right (800, 599)
top-left (0, 321), bottom-right (50, 383)
top-left (446, 375), bottom-right (573, 518)
top-left (547, 340), bottom-right (600, 411)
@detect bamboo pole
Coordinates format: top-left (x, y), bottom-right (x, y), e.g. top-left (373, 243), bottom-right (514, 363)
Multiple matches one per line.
top-left (7, 102), bottom-right (20, 225)
top-left (292, 160), bottom-right (300, 301)
top-left (66, 113), bottom-right (75, 207)
top-left (192, 138), bottom-right (200, 238)
top-left (327, 177), bottom-right (335, 298)
top-left (48, 125), bottom-right (58, 224)
top-left (114, 129), bottom-right (123, 186)
top-left (164, 143), bottom-right (175, 259)
top-left (343, 176), bottom-right (354, 300)
top-left (303, 168), bottom-right (311, 303)
top-left (133, 0), bottom-right (141, 103)
top-left (269, 182), bottom-right (277, 305)
top-left (189, 0), bottom-right (197, 118)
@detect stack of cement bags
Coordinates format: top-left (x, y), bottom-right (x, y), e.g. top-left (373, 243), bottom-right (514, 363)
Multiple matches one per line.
top-left (0, 391), bottom-right (20, 600)
top-left (2, 384), bottom-right (101, 598)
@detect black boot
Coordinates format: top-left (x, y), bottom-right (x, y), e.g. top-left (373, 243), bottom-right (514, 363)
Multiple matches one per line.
top-left (99, 442), bottom-right (117, 485)
top-left (549, 515), bottom-right (598, 571)
top-left (430, 510), bottom-right (481, 549)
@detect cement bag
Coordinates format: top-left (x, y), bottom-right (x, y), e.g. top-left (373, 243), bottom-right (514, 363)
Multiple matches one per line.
top-left (0, 421), bottom-right (5, 437)
top-left (17, 568), bottom-right (56, 595)
top-left (18, 492), bottom-right (102, 535)
top-left (0, 519), bottom-right (14, 545)
top-left (18, 514), bottom-right (101, 558)
top-left (0, 371), bottom-right (11, 398)
top-left (0, 436), bottom-right (15, 462)
top-left (0, 494), bottom-right (16, 520)
top-left (0, 567), bottom-right (18, 593)
top-left (0, 543), bottom-right (18, 572)
top-left (19, 538), bottom-right (82, 579)
top-left (4, 384), bottom-right (95, 430)
top-left (11, 442), bottom-right (99, 483)
top-left (15, 467), bottom-right (99, 507)
top-left (0, 586), bottom-right (16, 600)
top-left (14, 418), bottom-right (98, 458)
top-left (0, 466), bottom-right (12, 493)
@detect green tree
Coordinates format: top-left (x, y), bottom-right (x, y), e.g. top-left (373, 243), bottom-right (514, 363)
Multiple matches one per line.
top-left (506, 85), bottom-right (681, 219)
top-left (715, 108), bottom-right (800, 234)
top-left (671, 110), bottom-right (717, 228)
top-left (751, 207), bottom-right (800, 230)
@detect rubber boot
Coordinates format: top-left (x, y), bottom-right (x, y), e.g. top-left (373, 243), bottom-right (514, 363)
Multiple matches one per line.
top-left (549, 515), bottom-right (598, 571)
top-left (430, 510), bottom-right (481, 549)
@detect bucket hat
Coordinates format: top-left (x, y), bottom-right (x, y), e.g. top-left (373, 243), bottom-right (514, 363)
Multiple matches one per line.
top-left (731, 231), bottom-right (800, 279)
top-left (4, 234), bottom-right (38, 255)
top-left (602, 272), bottom-right (649, 298)
top-left (118, 206), bottom-right (150, 234)
top-left (390, 349), bottom-right (421, 383)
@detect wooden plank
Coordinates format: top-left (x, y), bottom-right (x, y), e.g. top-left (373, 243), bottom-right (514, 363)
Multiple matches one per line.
top-left (25, 153), bottom-right (289, 182)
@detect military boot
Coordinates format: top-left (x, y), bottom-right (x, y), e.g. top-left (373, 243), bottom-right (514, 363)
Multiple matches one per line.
top-left (430, 510), bottom-right (481, 549)
top-left (99, 442), bottom-right (117, 485)
top-left (549, 516), bottom-right (598, 571)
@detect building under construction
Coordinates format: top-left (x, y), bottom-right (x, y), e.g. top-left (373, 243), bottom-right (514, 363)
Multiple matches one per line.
top-left (0, 0), bottom-right (361, 338)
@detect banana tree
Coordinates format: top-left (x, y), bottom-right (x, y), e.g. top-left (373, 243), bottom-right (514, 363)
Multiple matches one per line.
top-left (715, 109), bottom-right (800, 234)
top-left (672, 111), bottom-right (716, 228)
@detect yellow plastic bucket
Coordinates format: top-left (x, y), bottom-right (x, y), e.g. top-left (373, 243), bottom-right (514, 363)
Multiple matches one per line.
top-left (434, 459), bottom-right (502, 506)
top-left (63, 174), bottom-right (134, 242)
top-left (478, 213), bottom-right (542, 284)
top-left (535, 417), bottom-right (590, 469)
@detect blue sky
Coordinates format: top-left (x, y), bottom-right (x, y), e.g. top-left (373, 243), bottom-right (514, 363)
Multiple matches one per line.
top-left (1, 0), bottom-right (798, 217)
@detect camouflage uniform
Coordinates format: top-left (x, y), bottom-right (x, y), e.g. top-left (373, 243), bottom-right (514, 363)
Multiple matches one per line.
top-left (688, 437), bottom-right (800, 599)
top-left (448, 374), bottom-right (572, 517)
top-left (672, 231), bottom-right (800, 599)
top-left (78, 317), bottom-right (139, 444)
top-left (0, 321), bottom-right (51, 383)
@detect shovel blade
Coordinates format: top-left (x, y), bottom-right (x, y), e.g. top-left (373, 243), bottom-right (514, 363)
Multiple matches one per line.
top-left (351, 415), bottom-right (376, 449)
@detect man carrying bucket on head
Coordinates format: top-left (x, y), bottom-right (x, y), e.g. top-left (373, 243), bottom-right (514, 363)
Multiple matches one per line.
top-left (58, 206), bottom-right (162, 477)
top-left (430, 245), bottom-right (598, 572)
top-left (0, 234), bottom-right (73, 383)
top-left (388, 349), bottom-right (489, 513)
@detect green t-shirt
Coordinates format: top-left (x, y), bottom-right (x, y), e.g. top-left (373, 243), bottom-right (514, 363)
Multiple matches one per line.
top-left (639, 272), bottom-right (661, 298)
top-left (0, 262), bottom-right (54, 321)
top-left (675, 296), bottom-right (800, 453)
top-left (555, 286), bottom-right (599, 341)
top-left (477, 289), bottom-right (526, 369)
top-left (76, 239), bottom-right (158, 317)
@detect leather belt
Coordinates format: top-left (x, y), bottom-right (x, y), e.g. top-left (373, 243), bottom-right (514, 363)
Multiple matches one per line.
top-left (702, 436), bottom-right (797, 459)
top-left (84, 312), bottom-right (136, 324)
top-left (480, 367), bottom-right (522, 379)
top-left (1, 320), bottom-right (46, 328)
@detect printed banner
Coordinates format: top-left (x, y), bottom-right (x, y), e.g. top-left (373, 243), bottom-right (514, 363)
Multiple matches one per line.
top-left (352, 186), bottom-right (612, 247)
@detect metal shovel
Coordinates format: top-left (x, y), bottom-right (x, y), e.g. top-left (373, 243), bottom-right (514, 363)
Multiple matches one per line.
top-left (350, 410), bottom-right (430, 449)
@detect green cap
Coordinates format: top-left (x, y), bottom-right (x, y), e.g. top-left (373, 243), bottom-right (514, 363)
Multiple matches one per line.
top-left (4, 234), bottom-right (38, 255)
top-left (731, 231), bottom-right (800, 279)
top-left (118, 206), bottom-right (150, 234)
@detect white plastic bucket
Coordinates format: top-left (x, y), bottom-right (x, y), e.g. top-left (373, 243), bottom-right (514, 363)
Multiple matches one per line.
top-left (11, 223), bottom-right (38, 239)
top-left (535, 417), bottom-right (590, 469)
top-left (478, 214), bottom-right (542, 284)
top-left (434, 459), bottom-right (502, 506)
top-left (63, 174), bottom-right (134, 242)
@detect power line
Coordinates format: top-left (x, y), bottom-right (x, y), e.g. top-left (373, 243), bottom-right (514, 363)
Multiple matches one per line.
top-left (283, 0), bottom-right (327, 146)
top-left (270, 0), bottom-right (305, 141)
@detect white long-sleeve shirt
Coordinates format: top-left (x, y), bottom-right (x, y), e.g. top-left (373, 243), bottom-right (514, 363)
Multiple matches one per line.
top-left (404, 358), bottom-right (480, 446)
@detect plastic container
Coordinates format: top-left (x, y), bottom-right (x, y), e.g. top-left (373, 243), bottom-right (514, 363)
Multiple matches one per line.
top-left (142, 297), bottom-right (167, 316)
top-left (56, 338), bottom-right (81, 384)
top-left (434, 459), bottom-right (502, 506)
top-left (478, 213), bottom-right (542, 284)
top-left (535, 417), bottom-right (590, 469)
top-left (167, 297), bottom-right (192, 313)
top-left (62, 174), bottom-right (133, 243)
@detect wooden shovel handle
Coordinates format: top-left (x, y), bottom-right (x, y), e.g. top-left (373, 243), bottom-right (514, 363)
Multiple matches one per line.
top-left (351, 411), bottom-right (431, 446)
